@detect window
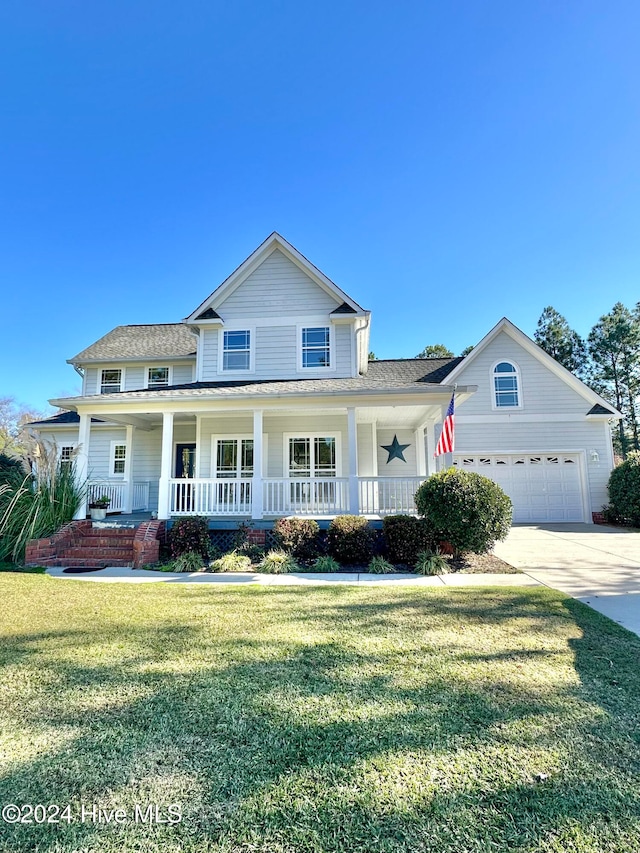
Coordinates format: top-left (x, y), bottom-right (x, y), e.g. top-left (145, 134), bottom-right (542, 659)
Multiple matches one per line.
top-left (215, 438), bottom-right (254, 478)
top-left (288, 436), bottom-right (337, 477)
top-left (222, 330), bottom-right (251, 371)
top-left (110, 443), bottom-right (127, 476)
top-left (493, 361), bottom-right (520, 408)
top-left (101, 369), bottom-right (122, 394)
top-left (147, 366), bottom-right (170, 389)
top-left (301, 327), bottom-right (331, 368)
top-left (60, 445), bottom-right (74, 470)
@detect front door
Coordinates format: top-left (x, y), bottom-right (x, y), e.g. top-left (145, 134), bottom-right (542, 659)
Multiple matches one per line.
top-left (174, 443), bottom-right (196, 512)
top-left (175, 443), bottom-right (196, 479)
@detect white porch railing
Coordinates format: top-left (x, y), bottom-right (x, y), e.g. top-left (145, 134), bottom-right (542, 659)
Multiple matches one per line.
top-left (263, 478), bottom-right (349, 515)
top-left (88, 480), bottom-right (151, 512)
top-left (358, 477), bottom-right (426, 516)
top-left (169, 478), bottom-right (253, 516)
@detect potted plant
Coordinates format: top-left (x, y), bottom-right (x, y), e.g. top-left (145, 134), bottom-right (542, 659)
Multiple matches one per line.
top-left (89, 494), bottom-right (111, 521)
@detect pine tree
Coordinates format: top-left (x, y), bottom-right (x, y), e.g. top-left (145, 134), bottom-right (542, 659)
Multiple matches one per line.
top-left (588, 303), bottom-right (640, 457)
top-left (534, 307), bottom-right (588, 376)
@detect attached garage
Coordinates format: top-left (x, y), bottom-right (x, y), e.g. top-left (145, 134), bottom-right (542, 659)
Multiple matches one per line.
top-left (452, 453), bottom-right (586, 523)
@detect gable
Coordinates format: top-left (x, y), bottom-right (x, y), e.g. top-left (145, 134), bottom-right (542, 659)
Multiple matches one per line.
top-left (452, 330), bottom-right (592, 416)
top-left (214, 249), bottom-right (342, 319)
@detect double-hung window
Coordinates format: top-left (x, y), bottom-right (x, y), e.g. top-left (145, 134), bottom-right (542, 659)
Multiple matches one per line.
top-left (493, 361), bottom-right (520, 408)
top-left (147, 366), bottom-right (170, 389)
top-left (301, 327), bottom-right (331, 369)
top-left (110, 442), bottom-right (127, 476)
top-left (101, 369), bottom-right (122, 394)
top-left (60, 445), bottom-right (74, 470)
top-left (222, 330), bottom-right (251, 371)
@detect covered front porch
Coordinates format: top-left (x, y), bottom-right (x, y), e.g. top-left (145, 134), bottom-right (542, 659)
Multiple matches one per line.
top-left (70, 388), bottom-right (472, 521)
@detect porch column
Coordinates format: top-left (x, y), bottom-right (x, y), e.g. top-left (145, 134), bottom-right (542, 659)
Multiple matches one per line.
top-left (252, 409), bottom-right (264, 519)
top-left (124, 425), bottom-right (134, 513)
top-left (73, 412), bottom-right (91, 520)
top-left (158, 412), bottom-right (174, 520)
top-left (425, 421), bottom-right (436, 475)
top-left (347, 407), bottom-right (359, 514)
top-left (415, 424), bottom-right (427, 477)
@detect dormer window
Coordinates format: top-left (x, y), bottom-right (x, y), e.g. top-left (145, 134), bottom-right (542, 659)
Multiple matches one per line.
top-left (222, 330), bottom-right (251, 371)
top-left (493, 361), bottom-right (520, 408)
top-left (101, 369), bottom-right (122, 394)
top-left (148, 366), bottom-right (170, 389)
top-left (301, 327), bottom-right (331, 369)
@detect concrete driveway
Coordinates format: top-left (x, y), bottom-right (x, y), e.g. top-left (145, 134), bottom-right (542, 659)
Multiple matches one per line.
top-left (494, 524), bottom-right (640, 636)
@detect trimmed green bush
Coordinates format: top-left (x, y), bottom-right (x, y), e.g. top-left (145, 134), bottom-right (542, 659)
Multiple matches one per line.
top-left (168, 517), bottom-right (211, 558)
top-left (415, 468), bottom-right (512, 554)
top-left (382, 514), bottom-right (433, 565)
top-left (172, 550), bottom-right (205, 573)
top-left (415, 549), bottom-right (450, 576)
top-left (327, 515), bottom-right (375, 565)
top-left (273, 516), bottom-right (320, 558)
top-left (368, 555), bottom-right (396, 574)
top-left (258, 550), bottom-right (299, 574)
top-left (209, 551), bottom-right (252, 573)
top-left (607, 451), bottom-right (640, 526)
top-left (312, 555), bottom-right (341, 573)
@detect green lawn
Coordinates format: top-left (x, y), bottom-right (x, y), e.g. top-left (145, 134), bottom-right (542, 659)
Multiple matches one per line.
top-left (1, 576), bottom-right (639, 853)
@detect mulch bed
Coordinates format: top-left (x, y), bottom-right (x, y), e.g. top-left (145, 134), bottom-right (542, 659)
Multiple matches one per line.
top-left (450, 552), bottom-right (519, 573)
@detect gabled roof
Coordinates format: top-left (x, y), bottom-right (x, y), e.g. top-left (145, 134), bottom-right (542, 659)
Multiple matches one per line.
top-left (587, 403), bottom-right (619, 416)
top-left (185, 232), bottom-right (368, 323)
top-left (444, 317), bottom-right (623, 417)
top-left (68, 324), bottom-right (198, 364)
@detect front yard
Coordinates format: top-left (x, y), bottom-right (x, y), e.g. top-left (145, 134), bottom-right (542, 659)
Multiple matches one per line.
top-left (1, 576), bottom-right (639, 853)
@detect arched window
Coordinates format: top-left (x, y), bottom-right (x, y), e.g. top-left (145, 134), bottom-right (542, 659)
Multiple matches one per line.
top-left (493, 361), bottom-right (520, 408)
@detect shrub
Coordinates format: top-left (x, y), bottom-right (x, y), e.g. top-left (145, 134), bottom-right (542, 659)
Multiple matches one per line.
top-left (172, 550), bottom-right (205, 573)
top-left (368, 555), bottom-right (396, 574)
top-left (273, 516), bottom-right (320, 558)
top-left (168, 517), bottom-right (211, 558)
top-left (0, 440), bottom-right (83, 563)
top-left (414, 468), bottom-right (512, 555)
top-left (327, 515), bottom-right (375, 565)
top-left (607, 451), bottom-right (640, 527)
top-left (415, 549), bottom-right (450, 576)
top-left (312, 554), bottom-right (342, 573)
top-left (238, 542), bottom-right (266, 564)
top-left (258, 550), bottom-right (299, 574)
top-left (382, 514), bottom-right (433, 565)
top-left (209, 551), bottom-right (252, 573)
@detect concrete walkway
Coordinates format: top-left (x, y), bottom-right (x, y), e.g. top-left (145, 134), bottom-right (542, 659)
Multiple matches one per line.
top-left (495, 524), bottom-right (640, 636)
top-left (45, 565), bottom-right (539, 587)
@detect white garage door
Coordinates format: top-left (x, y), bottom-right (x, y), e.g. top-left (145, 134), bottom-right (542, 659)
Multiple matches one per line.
top-left (452, 454), bottom-right (585, 523)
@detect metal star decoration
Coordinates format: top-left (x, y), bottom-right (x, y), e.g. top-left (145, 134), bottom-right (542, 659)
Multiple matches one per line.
top-left (381, 434), bottom-right (410, 463)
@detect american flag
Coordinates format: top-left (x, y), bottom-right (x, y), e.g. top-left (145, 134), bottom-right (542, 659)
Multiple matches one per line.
top-left (434, 393), bottom-right (455, 456)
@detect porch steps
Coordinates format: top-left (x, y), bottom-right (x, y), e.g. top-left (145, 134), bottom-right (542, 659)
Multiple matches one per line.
top-left (25, 520), bottom-right (165, 569)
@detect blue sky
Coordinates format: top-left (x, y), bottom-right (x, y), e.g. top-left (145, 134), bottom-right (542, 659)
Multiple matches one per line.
top-left (1, 1), bottom-right (639, 412)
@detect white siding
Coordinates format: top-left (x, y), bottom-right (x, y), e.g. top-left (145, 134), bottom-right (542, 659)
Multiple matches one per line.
top-left (376, 429), bottom-right (418, 476)
top-left (455, 331), bottom-right (588, 415)
top-left (173, 363), bottom-right (194, 384)
top-left (217, 249), bottom-right (341, 318)
top-left (82, 361), bottom-right (196, 395)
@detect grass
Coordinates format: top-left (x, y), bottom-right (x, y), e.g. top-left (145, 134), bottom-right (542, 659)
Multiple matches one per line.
top-left (1, 576), bottom-right (639, 853)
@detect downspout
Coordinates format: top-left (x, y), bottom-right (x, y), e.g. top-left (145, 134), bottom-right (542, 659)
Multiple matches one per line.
top-left (355, 314), bottom-right (371, 375)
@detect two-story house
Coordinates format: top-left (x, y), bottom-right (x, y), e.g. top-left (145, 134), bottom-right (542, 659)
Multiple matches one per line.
top-left (32, 232), bottom-right (619, 526)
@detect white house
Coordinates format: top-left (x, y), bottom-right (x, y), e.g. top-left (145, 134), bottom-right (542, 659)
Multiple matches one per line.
top-left (32, 232), bottom-right (620, 525)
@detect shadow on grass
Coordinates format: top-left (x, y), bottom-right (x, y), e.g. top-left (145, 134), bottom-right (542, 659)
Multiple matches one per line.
top-left (1, 581), bottom-right (639, 852)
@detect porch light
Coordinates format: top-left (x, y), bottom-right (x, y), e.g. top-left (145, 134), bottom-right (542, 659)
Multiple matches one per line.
top-left (590, 449), bottom-right (599, 463)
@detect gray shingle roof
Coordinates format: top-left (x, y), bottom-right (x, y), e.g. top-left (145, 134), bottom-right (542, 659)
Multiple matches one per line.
top-left (366, 358), bottom-right (462, 383)
top-left (68, 324), bottom-right (198, 363)
top-left (27, 412), bottom-right (106, 426)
